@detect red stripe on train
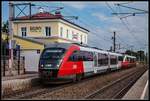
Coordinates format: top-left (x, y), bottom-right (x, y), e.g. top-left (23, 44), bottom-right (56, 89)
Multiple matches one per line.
top-left (57, 45), bottom-right (84, 77)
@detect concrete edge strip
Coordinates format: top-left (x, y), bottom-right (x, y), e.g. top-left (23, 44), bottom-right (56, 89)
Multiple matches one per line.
top-left (140, 80), bottom-right (148, 99)
top-left (2, 77), bottom-right (39, 95)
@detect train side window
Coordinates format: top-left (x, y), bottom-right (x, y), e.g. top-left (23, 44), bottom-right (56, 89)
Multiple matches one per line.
top-left (98, 53), bottom-right (101, 66)
top-left (104, 54), bottom-right (108, 65)
top-left (68, 50), bottom-right (94, 62)
top-left (98, 53), bottom-right (108, 66)
top-left (94, 53), bottom-right (98, 67)
top-left (68, 51), bottom-right (78, 61)
top-left (79, 51), bottom-right (93, 61)
top-left (118, 56), bottom-right (123, 61)
top-left (110, 55), bottom-right (117, 65)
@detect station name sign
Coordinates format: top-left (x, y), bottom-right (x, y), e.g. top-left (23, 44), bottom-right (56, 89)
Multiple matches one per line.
top-left (30, 26), bottom-right (42, 32)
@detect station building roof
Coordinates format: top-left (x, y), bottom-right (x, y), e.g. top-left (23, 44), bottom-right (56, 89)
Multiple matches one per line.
top-left (13, 12), bottom-right (89, 32)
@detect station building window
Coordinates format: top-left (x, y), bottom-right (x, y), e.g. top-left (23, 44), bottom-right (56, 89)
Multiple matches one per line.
top-left (66, 29), bottom-right (69, 38)
top-left (45, 27), bottom-right (51, 36)
top-left (80, 34), bottom-right (82, 43)
top-left (84, 35), bottom-right (86, 43)
top-left (21, 27), bottom-right (27, 37)
top-left (60, 27), bottom-right (63, 37)
top-left (77, 33), bottom-right (79, 40)
top-left (72, 31), bottom-right (74, 40)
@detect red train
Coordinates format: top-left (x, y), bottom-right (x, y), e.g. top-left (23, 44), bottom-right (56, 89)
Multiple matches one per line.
top-left (38, 43), bottom-right (136, 83)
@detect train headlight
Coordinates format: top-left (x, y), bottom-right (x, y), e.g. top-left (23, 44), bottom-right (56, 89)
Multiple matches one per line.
top-left (57, 59), bottom-right (62, 67)
top-left (41, 64), bottom-right (44, 68)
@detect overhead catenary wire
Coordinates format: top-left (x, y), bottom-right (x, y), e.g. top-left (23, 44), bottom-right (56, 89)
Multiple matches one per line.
top-left (105, 2), bottom-right (145, 48)
top-left (59, 2), bottom-right (110, 48)
top-left (60, 2), bottom-right (135, 51)
top-left (60, 3), bottom-right (113, 44)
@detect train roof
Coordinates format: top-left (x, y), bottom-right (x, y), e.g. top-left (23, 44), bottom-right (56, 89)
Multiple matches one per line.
top-left (124, 55), bottom-right (136, 58)
top-left (108, 52), bottom-right (123, 56)
top-left (80, 45), bottom-right (109, 54)
top-left (45, 43), bottom-right (73, 49)
top-left (45, 43), bottom-right (125, 56)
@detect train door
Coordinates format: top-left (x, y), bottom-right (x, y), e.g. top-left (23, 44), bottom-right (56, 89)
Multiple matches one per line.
top-left (108, 53), bottom-right (110, 69)
top-left (93, 52), bottom-right (98, 73)
top-left (118, 55), bottom-right (123, 69)
top-left (82, 51), bottom-right (94, 75)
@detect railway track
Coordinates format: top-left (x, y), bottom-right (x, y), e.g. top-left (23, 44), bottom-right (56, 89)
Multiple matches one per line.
top-left (2, 67), bottom-right (119, 99)
top-left (84, 66), bottom-right (147, 100)
top-left (2, 82), bottom-right (72, 100)
top-left (2, 65), bottom-right (146, 100)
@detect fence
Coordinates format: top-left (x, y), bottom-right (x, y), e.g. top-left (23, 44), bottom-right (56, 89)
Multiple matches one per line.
top-left (1, 55), bottom-right (25, 76)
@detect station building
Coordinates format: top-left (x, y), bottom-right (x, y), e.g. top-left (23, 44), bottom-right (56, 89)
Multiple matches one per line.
top-left (11, 10), bottom-right (89, 72)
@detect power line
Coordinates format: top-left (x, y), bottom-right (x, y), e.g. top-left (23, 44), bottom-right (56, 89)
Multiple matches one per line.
top-left (59, 3), bottom-right (113, 46)
top-left (120, 18), bottom-right (144, 45)
top-left (105, 2), bottom-right (144, 47)
top-left (60, 2), bottom-right (113, 37)
top-left (115, 3), bottom-right (148, 13)
top-left (58, 3), bottom-right (111, 48)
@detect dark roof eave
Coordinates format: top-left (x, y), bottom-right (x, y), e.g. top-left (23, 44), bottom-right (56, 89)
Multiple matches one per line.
top-left (14, 35), bottom-right (44, 45)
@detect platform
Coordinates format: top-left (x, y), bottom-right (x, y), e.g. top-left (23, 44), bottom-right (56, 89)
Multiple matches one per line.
top-left (122, 70), bottom-right (149, 100)
top-left (2, 72), bottom-right (39, 96)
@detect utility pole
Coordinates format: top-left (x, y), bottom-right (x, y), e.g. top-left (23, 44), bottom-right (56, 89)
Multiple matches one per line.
top-left (112, 31), bottom-right (116, 52)
top-left (8, 1), bottom-right (14, 75)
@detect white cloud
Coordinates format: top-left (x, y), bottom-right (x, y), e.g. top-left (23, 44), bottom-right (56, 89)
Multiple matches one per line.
top-left (92, 12), bottom-right (121, 24)
top-left (62, 1), bottom-right (148, 52)
top-left (62, 2), bottom-right (108, 10)
top-left (92, 13), bottom-right (108, 20)
top-left (62, 2), bottom-right (88, 10)
top-left (91, 12), bottom-right (148, 51)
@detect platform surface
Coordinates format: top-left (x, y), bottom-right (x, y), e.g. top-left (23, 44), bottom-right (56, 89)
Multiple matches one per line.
top-left (122, 70), bottom-right (149, 100)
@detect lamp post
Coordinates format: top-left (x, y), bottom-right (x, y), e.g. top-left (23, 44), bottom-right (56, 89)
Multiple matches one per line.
top-left (8, 1), bottom-right (14, 75)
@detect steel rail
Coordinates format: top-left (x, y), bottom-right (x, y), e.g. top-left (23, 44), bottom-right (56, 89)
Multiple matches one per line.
top-left (85, 66), bottom-right (147, 99)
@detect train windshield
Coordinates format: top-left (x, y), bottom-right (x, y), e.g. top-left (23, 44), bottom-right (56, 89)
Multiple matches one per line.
top-left (41, 48), bottom-right (66, 60)
top-left (39, 48), bottom-right (66, 69)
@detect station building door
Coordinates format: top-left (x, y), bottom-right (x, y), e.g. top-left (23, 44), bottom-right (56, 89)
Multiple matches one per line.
top-left (21, 50), bottom-right (41, 72)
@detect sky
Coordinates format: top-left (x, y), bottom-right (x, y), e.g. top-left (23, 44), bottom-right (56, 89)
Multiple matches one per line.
top-left (2, 1), bottom-right (148, 53)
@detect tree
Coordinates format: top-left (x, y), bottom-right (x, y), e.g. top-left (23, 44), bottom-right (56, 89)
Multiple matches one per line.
top-left (2, 20), bottom-right (9, 33)
top-left (125, 50), bottom-right (137, 57)
top-left (137, 50), bottom-right (145, 62)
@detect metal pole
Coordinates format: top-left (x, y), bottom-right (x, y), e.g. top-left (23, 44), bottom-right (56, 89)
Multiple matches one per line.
top-left (113, 31), bottom-right (116, 52)
top-left (8, 1), bottom-right (14, 75)
top-left (29, 3), bottom-right (31, 19)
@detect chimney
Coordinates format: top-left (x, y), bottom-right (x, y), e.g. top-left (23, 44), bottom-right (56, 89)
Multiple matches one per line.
top-left (55, 11), bottom-right (62, 17)
top-left (38, 7), bottom-right (44, 13)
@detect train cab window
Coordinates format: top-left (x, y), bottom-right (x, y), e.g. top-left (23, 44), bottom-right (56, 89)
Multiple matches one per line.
top-left (41, 48), bottom-right (65, 60)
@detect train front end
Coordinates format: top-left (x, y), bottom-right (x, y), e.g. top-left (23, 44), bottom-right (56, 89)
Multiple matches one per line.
top-left (38, 47), bottom-right (67, 83)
